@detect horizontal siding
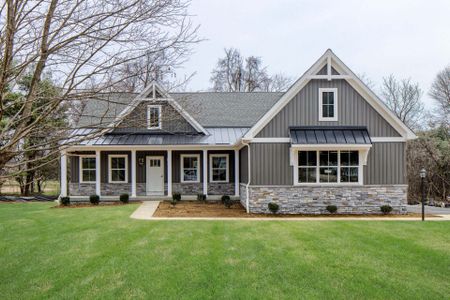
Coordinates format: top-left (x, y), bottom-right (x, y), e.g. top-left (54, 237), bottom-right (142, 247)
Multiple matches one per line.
top-left (257, 79), bottom-right (401, 138)
top-left (364, 142), bottom-right (406, 184)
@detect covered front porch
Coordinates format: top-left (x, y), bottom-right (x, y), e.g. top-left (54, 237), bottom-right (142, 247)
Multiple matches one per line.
top-left (60, 146), bottom-right (240, 201)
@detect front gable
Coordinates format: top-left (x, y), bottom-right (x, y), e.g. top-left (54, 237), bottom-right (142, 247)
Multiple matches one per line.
top-left (244, 49), bottom-right (416, 140)
top-left (109, 82), bottom-right (208, 135)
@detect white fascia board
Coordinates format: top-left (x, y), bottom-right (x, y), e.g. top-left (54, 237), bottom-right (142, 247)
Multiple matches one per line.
top-left (244, 49), bottom-right (417, 140)
top-left (290, 144), bottom-right (372, 150)
top-left (249, 138), bottom-right (291, 143)
top-left (371, 137), bottom-right (407, 142)
top-left (65, 145), bottom-right (239, 152)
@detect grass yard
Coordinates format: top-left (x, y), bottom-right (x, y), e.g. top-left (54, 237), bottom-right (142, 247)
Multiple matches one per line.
top-left (0, 203), bottom-right (449, 299)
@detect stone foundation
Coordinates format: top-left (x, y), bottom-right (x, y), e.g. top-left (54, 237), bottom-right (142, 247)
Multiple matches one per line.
top-left (69, 183), bottom-right (95, 196)
top-left (245, 184), bottom-right (407, 214)
top-left (208, 183), bottom-right (234, 195)
top-left (172, 183), bottom-right (202, 195)
top-left (101, 183), bottom-right (131, 196)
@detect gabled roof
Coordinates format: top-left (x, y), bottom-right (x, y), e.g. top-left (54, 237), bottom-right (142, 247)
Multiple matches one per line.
top-left (243, 49), bottom-right (417, 140)
top-left (109, 82), bottom-right (208, 135)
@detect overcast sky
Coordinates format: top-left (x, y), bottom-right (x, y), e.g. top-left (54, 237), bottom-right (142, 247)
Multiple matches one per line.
top-left (177, 0), bottom-right (450, 109)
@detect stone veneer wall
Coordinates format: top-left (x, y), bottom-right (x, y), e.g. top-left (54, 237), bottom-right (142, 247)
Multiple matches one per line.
top-left (239, 184), bottom-right (248, 209)
top-left (173, 183), bottom-right (202, 195)
top-left (101, 183), bottom-right (131, 196)
top-left (208, 183), bottom-right (234, 195)
top-left (69, 183), bottom-right (96, 196)
top-left (246, 185), bottom-right (407, 214)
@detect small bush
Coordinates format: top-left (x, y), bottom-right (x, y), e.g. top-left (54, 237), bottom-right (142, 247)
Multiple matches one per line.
top-left (326, 205), bottom-right (338, 214)
top-left (380, 205), bottom-right (393, 214)
top-left (60, 196), bottom-right (70, 206)
top-left (222, 195), bottom-right (232, 208)
top-left (90, 194), bottom-right (100, 205)
top-left (197, 193), bottom-right (207, 202)
top-left (120, 194), bottom-right (129, 204)
top-left (172, 193), bottom-right (181, 205)
top-left (268, 202), bottom-right (279, 214)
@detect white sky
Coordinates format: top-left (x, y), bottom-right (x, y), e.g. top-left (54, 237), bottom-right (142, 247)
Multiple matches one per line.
top-left (178, 0), bottom-right (450, 109)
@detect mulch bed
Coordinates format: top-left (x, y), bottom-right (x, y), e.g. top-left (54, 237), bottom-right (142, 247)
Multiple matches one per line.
top-left (153, 201), bottom-right (433, 218)
top-left (51, 202), bottom-right (136, 209)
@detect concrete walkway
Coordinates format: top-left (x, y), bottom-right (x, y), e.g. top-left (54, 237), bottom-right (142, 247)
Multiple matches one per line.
top-left (130, 201), bottom-right (160, 220)
top-left (130, 201), bottom-right (450, 221)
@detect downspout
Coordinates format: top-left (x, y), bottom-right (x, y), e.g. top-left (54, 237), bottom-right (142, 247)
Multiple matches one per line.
top-left (241, 139), bottom-right (251, 213)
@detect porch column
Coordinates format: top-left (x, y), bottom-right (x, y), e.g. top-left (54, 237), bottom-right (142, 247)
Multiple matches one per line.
top-left (60, 151), bottom-right (67, 197)
top-left (131, 150), bottom-right (136, 198)
top-left (167, 150), bottom-right (172, 197)
top-left (203, 149), bottom-right (208, 195)
top-left (95, 150), bottom-right (101, 196)
top-left (234, 149), bottom-right (239, 197)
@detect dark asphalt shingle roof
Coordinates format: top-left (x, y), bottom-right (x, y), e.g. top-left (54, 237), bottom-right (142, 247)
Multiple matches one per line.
top-left (76, 92), bottom-right (282, 128)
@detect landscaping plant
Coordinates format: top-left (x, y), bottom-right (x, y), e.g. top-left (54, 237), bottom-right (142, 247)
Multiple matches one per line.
top-left (222, 195), bottom-right (232, 208)
top-left (60, 197), bottom-right (70, 206)
top-left (326, 205), bottom-right (338, 214)
top-left (197, 193), bottom-right (207, 202)
top-left (380, 205), bottom-right (393, 214)
top-left (268, 202), bottom-right (279, 214)
top-left (120, 194), bottom-right (129, 204)
top-left (90, 195), bottom-right (100, 205)
top-left (172, 193), bottom-right (181, 206)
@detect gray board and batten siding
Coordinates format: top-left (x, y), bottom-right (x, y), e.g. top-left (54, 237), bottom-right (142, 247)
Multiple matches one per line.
top-left (256, 79), bottom-right (401, 138)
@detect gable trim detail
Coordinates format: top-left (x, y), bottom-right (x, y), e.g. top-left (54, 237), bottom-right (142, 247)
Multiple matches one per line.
top-left (243, 49), bottom-right (417, 140)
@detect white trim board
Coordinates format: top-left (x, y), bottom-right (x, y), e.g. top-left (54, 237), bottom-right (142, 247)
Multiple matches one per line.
top-left (243, 49), bottom-right (417, 140)
top-left (318, 88), bottom-right (338, 122)
top-left (209, 154), bottom-right (229, 183)
top-left (180, 154), bottom-right (201, 183)
top-left (108, 154), bottom-right (129, 183)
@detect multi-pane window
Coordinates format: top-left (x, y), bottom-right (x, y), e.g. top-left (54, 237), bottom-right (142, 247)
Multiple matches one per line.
top-left (340, 151), bottom-right (359, 182)
top-left (210, 155), bottom-right (228, 182)
top-left (80, 156), bottom-right (96, 183)
top-left (319, 88), bottom-right (338, 121)
top-left (147, 105), bottom-right (161, 129)
top-left (109, 155), bottom-right (128, 183)
top-left (296, 150), bottom-right (360, 184)
top-left (181, 155), bottom-right (199, 182)
top-left (319, 151), bottom-right (338, 183)
top-left (298, 151), bottom-right (317, 183)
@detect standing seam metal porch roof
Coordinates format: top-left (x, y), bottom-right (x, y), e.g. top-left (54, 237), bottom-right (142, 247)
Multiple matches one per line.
top-left (289, 126), bottom-right (372, 144)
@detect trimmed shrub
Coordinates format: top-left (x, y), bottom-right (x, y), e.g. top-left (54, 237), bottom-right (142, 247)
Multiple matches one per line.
top-left (120, 194), bottom-right (129, 204)
top-left (268, 202), bottom-right (279, 214)
top-left (197, 193), bottom-right (207, 202)
top-left (222, 195), bottom-right (232, 208)
top-left (90, 194), bottom-right (100, 205)
top-left (326, 205), bottom-right (338, 214)
top-left (380, 205), bottom-right (393, 214)
top-left (172, 193), bottom-right (181, 205)
top-left (60, 197), bottom-right (70, 206)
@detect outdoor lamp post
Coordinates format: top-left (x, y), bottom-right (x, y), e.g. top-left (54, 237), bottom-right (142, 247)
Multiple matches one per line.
top-left (420, 168), bottom-right (426, 221)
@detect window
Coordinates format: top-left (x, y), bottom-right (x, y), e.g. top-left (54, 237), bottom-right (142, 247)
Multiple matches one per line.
top-left (295, 150), bottom-right (360, 185)
top-left (210, 154), bottom-right (229, 182)
top-left (298, 151), bottom-right (316, 183)
top-left (80, 156), bottom-right (96, 183)
top-left (147, 105), bottom-right (161, 129)
top-left (340, 151), bottom-right (359, 182)
top-left (181, 154), bottom-right (200, 182)
top-left (319, 88), bottom-right (338, 121)
top-left (109, 155), bottom-right (128, 183)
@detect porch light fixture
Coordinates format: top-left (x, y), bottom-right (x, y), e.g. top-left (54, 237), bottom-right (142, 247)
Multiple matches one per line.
top-left (138, 157), bottom-right (144, 166)
top-left (420, 168), bottom-right (426, 221)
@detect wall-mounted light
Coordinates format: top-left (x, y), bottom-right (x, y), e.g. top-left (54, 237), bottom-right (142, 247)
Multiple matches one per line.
top-left (138, 157), bottom-right (144, 166)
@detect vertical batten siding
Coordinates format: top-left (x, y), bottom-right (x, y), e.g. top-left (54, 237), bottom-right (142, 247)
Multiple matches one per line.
top-left (364, 142), bottom-right (406, 184)
top-left (239, 146), bottom-right (248, 183)
top-left (250, 143), bottom-right (292, 185)
top-left (257, 79), bottom-right (401, 138)
top-left (70, 156), bottom-right (79, 183)
top-left (100, 151), bottom-right (132, 183)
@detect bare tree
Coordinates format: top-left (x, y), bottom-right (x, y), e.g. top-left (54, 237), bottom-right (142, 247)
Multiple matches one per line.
top-left (0, 0), bottom-right (200, 183)
top-left (429, 65), bottom-right (450, 127)
top-left (210, 48), bottom-right (292, 92)
top-left (381, 75), bottom-right (425, 130)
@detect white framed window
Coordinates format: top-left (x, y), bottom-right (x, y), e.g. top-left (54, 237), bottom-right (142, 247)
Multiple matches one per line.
top-left (295, 150), bottom-right (361, 185)
top-left (147, 105), bottom-right (161, 129)
top-left (209, 154), bottom-right (229, 183)
top-left (80, 155), bottom-right (96, 183)
top-left (181, 154), bottom-right (200, 183)
top-left (108, 154), bottom-right (128, 183)
top-left (318, 88), bottom-right (338, 121)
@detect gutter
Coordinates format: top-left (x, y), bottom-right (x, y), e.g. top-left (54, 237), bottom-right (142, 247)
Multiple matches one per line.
top-left (241, 138), bottom-right (251, 213)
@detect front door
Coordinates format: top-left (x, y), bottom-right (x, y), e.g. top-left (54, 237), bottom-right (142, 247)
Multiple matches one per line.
top-left (146, 156), bottom-right (164, 195)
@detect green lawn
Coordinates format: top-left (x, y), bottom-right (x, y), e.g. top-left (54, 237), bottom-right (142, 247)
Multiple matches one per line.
top-left (0, 203), bottom-right (449, 299)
